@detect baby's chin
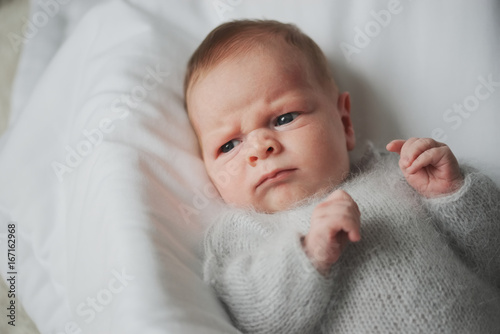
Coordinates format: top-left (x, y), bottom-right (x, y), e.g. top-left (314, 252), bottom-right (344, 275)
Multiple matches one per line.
top-left (249, 188), bottom-right (330, 213)
top-left (221, 182), bottom-right (337, 213)
top-left (223, 192), bottom-right (301, 213)
top-left (252, 200), bottom-right (294, 214)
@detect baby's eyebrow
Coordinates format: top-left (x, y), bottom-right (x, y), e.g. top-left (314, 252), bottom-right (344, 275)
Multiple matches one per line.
top-left (268, 89), bottom-right (315, 110)
top-left (203, 124), bottom-right (237, 152)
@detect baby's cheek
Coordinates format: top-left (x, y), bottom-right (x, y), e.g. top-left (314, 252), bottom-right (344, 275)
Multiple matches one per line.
top-left (312, 155), bottom-right (349, 190)
top-left (217, 182), bottom-right (247, 207)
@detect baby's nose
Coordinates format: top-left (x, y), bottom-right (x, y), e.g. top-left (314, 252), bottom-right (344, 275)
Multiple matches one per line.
top-left (245, 130), bottom-right (281, 166)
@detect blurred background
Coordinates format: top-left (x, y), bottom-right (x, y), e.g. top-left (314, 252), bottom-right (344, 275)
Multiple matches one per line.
top-left (0, 1), bottom-right (39, 333)
top-left (0, 0), bottom-right (28, 136)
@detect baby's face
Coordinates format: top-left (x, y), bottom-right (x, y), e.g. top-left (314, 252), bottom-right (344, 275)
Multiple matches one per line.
top-left (188, 44), bottom-right (355, 212)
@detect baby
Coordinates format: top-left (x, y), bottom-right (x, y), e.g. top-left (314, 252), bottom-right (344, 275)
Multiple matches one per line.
top-left (184, 20), bottom-right (500, 333)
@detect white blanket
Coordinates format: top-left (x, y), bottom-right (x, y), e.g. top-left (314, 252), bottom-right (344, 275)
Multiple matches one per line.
top-left (1, 0), bottom-right (499, 333)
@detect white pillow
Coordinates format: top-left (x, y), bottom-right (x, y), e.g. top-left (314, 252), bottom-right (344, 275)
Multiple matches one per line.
top-left (1, 0), bottom-right (498, 333)
top-left (10, 0), bottom-right (109, 123)
top-left (2, 1), bottom-right (232, 333)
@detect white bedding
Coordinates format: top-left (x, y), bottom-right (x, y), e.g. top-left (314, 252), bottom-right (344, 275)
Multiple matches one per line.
top-left (0, 1), bottom-right (499, 333)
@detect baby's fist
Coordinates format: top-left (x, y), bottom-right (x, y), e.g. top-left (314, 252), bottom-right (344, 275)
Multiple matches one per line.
top-left (303, 190), bottom-right (361, 276)
top-left (387, 137), bottom-right (463, 198)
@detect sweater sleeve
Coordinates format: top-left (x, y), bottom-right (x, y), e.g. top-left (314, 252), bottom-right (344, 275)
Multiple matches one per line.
top-left (203, 210), bottom-right (335, 334)
top-left (424, 166), bottom-right (500, 287)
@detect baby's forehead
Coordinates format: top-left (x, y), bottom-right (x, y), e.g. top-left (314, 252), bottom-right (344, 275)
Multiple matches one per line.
top-left (193, 49), bottom-right (314, 99)
top-left (200, 42), bottom-right (319, 88)
top-left (187, 39), bottom-right (335, 131)
top-left (203, 36), bottom-right (317, 79)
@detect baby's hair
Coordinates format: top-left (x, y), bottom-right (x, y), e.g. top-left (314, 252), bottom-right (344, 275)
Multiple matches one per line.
top-left (184, 19), bottom-right (337, 112)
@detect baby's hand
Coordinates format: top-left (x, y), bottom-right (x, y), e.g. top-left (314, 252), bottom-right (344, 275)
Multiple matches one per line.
top-left (386, 137), bottom-right (464, 198)
top-left (302, 190), bottom-right (361, 276)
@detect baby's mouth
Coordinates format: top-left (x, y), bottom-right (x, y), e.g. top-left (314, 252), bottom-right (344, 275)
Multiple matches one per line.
top-left (256, 168), bottom-right (297, 189)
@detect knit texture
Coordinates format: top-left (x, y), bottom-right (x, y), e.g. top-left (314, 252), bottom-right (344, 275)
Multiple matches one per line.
top-left (203, 148), bottom-right (500, 334)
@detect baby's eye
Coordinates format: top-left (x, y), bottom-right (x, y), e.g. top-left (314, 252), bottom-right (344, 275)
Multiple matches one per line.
top-left (275, 112), bottom-right (299, 126)
top-left (220, 139), bottom-right (241, 154)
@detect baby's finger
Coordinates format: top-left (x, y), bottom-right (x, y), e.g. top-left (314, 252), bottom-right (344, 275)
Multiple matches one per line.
top-left (329, 190), bottom-right (360, 217)
top-left (335, 209), bottom-right (361, 243)
top-left (386, 139), bottom-right (406, 154)
top-left (347, 227), bottom-right (361, 243)
top-left (347, 206), bottom-right (362, 242)
top-left (400, 138), bottom-right (444, 169)
top-left (327, 219), bottom-right (360, 246)
top-left (326, 189), bottom-right (351, 201)
top-left (406, 146), bottom-right (448, 174)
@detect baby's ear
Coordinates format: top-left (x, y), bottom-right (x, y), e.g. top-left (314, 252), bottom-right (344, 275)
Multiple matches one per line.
top-left (337, 91), bottom-right (351, 114)
top-left (337, 92), bottom-right (356, 150)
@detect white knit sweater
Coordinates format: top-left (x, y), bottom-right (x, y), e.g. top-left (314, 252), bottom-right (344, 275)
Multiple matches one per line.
top-left (203, 148), bottom-right (500, 334)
